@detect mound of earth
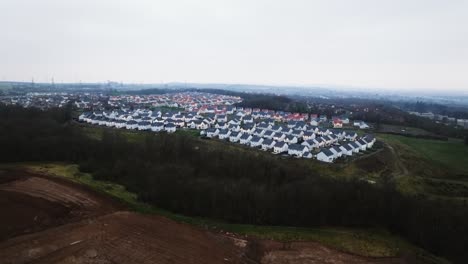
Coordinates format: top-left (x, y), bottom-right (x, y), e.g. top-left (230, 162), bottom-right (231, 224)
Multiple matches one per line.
top-left (0, 169), bottom-right (409, 264)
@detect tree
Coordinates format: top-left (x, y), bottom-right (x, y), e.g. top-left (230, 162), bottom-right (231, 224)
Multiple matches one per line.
top-left (465, 136), bottom-right (468, 145)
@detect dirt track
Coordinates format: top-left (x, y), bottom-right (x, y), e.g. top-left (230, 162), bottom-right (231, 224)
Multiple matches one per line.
top-left (0, 169), bottom-right (408, 264)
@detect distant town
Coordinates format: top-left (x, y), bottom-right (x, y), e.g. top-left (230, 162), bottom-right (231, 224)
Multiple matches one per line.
top-left (1, 91), bottom-right (377, 163)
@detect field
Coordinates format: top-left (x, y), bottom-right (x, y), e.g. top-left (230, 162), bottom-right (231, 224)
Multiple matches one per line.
top-left (377, 124), bottom-right (436, 136)
top-left (0, 162), bottom-right (447, 264)
top-left (378, 133), bottom-right (468, 200)
top-left (378, 134), bottom-right (468, 175)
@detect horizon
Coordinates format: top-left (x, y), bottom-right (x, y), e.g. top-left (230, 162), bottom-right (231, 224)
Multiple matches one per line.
top-left (1, 0), bottom-right (467, 92)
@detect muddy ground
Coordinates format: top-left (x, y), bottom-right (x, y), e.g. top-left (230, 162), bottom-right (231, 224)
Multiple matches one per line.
top-left (0, 169), bottom-right (410, 264)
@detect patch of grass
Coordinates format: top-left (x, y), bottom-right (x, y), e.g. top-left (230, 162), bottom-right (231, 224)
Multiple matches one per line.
top-left (378, 134), bottom-right (468, 175)
top-left (5, 162), bottom-right (447, 262)
top-left (175, 128), bottom-right (200, 137)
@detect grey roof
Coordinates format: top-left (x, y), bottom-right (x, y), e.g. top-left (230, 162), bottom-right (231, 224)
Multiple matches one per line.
top-left (250, 136), bottom-right (262, 142)
top-left (275, 141), bottom-right (287, 148)
top-left (358, 139), bottom-right (367, 145)
top-left (289, 143), bottom-right (306, 151)
top-left (341, 144), bottom-right (353, 151)
top-left (320, 149), bottom-right (334, 157)
top-left (332, 146), bottom-right (342, 152)
top-left (240, 134), bottom-right (251, 140)
top-left (218, 128), bottom-right (229, 134)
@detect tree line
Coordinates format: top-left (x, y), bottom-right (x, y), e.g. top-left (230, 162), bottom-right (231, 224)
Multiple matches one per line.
top-left (1, 104), bottom-right (468, 263)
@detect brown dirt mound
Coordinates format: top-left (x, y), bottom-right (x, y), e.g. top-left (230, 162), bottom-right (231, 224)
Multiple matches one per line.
top-left (0, 190), bottom-right (70, 240)
top-left (0, 169), bottom-right (408, 264)
top-left (247, 240), bottom-right (406, 264)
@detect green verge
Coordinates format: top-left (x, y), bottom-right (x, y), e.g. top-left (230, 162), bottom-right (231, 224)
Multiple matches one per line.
top-left (2, 162), bottom-right (447, 263)
top-left (378, 134), bottom-right (468, 175)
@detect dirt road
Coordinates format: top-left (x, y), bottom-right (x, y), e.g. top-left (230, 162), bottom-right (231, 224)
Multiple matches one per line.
top-left (0, 169), bottom-right (408, 264)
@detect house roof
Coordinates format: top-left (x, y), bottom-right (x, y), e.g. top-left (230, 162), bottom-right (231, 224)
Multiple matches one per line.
top-left (289, 144), bottom-right (306, 151)
top-left (357, 139), bottom-right (367, 145)
top-left (250, 136), bottom-right (262, 142)
top-left (219, 128), bottom-right (229, 134)
top-left (341, 144), bottom-right (353, 151)
top-left (239, 133), bottom-right (250, 140)
top-left (319, 149), bottom-right (334, 157)
top-left (332, 146), bottom-right (342, 152)
top-left (275, 141), bottom-right (287, 148)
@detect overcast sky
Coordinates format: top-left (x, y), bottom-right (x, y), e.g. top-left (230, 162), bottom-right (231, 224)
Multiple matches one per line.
top-left (1, 0), bottom-right (467, 91)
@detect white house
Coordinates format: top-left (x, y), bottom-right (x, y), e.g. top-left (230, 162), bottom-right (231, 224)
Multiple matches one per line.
top-left (302, 131), bottom-right (315, 141)
top-left (363, 135), bottom-right (376, 148)
top-left (345, 131), bottom-right (357, 141)
top-left (137, 121), bottom-right (151, 131)
top-left (249, 136), bottom-right (264, 148)
top-left (330, 146), bottom-right (343, 158)
top-left (253, 128), bottom-right (265, 137)
top-left (228, 124), bottom-right (241, 132)
top-left (215, 122), bottom-right (228, 129)
top-left (165, 123), bottom-right (177, 133)
top-left (228, 119), bottom-right (241, 125)
top-left (206, 128), bottom-right (220, 138)
top-left (115, 120), bottom-right (127, 129)
top-left (339, 144), bottom-right (353, 156)
top-left (216, 114), bottom-right (227, 123)
top-left (356, 139), bottom-right (368, 151)
top-left (316, 149), bottom-right (335, 163)
top-left (354, 121), bottom-right (370, 129)
top-left (242, 116), bottom-right (254, 124)
top-left (261, 139), bottom-right (276, 151)
top-left (229, 132), bottom-right (242, 143)
top-left (150, 122), bottom-right (164, 132)
top-left (126, 120), bottom-right (138, 130)
top-left (310, 118), bottom-right (320, 126)
top-left (273, 132), bottom-right (286, 142)
top-left (273, 142), bottom-right (288, 154)
top-left (349, 142), bottom-right (360, 153)
top-left (288, 144), bottom-right (309, 157)
top-left (239, 134), bottom-right (253, 145)
top-left (284, 135), bottom-right (298, 144)
top-left (218, 129), bottom-right (231, 140)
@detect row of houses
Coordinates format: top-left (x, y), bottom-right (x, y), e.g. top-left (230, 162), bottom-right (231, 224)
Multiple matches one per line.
top-left (201, 126), bottom-right (376, 162)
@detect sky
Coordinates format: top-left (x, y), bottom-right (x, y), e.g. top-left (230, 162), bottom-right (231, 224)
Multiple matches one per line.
top-left (1, 0), bottom-right (467, 91)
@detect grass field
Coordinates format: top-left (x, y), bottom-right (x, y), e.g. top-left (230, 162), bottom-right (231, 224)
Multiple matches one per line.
top-left (1, 162), bottom-right (446, 262)
top-left (378, 134), bottom-right (468, 175)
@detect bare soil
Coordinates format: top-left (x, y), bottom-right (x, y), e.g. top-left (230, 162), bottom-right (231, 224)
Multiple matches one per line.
top-left (0, 169), bottom-right (409, 264)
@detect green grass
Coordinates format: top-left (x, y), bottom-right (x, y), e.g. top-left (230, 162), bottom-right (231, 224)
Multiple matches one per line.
top-left (378, 134), bottom-right (468, 175)
top-left (2, 162), bottom-right (447, 263)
